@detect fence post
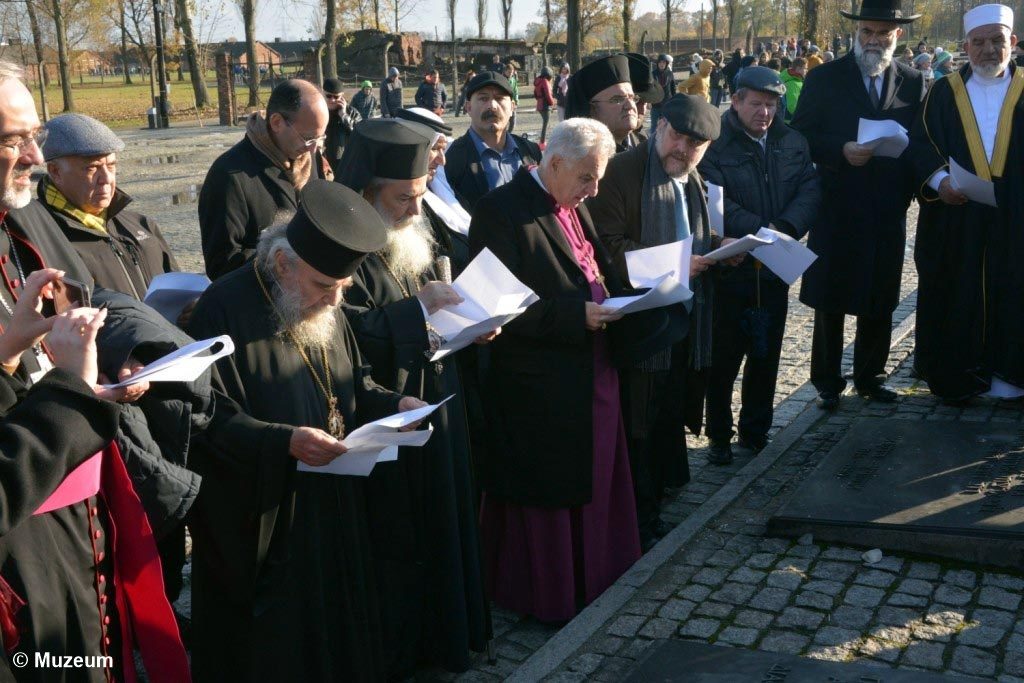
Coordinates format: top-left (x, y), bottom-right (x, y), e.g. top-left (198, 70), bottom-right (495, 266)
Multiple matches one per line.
top-left (215, 51), bottom-right (236, 126)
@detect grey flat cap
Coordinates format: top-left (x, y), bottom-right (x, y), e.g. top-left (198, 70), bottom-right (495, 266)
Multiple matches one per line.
top-left (42, 114), bottom-right (125, 161)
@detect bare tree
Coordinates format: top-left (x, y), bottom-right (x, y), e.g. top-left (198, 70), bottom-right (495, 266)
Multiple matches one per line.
top-left (543, 0), bottom-right (552, 65)
top-left (324, 0), bottom-right (337, 77)
top-left (725, 0), bottom-right (738, 42)
top-left (24, 0), bottom-right (48, 88)
top-left (475, 0), bottom-right (487, 37)
top-left (663, 0), bottom-right (683, 47)
top-left (174, 0), bottom-right (208, 107)
top-left (50, 0), bottom-right (73, 110)
top-left (231, 0), bottom-right (259, 106)
top-left (385, 0), bottom-right (414, 32)
top-left (498, 0), bottom-right (511, 39)
top-left (621, 0), bottom-right (633, 52)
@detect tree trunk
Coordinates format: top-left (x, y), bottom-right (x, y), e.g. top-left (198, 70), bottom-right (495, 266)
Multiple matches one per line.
top-left (621, 0), bottom-right (632, 52)
top-left (26, 0), bottom-right (48, 87)
top-left (243, 0), bottom-right (259, 106)
top-left (51, 0), bottom-right (74, 111)
top-left (566, 0), bottom-right (580, 69)
top-left (712, 0), bottom-right (718, 51)
top-left (373, 0), bottom-right (380, 29)
top-left (393, 0), bottom-right (399, 32)
top-left (726, 0), bottom-right (735, 42)
top-left (500, 0), bottom-right (511, 39)
top-left (175, 0), bottom-right (208, 106)
top-left (543, 0), bottom-right (551, 66)
top-left (744, 23), bottom-right (752, 53)
top-left (323, 0), bottom-right (337, 77)
top-left (664, 0), bottom-right (671, 47)
top-left (800, 0), bottom-right (817, 44)
top-left (476, 0), bottom-right (486, 37)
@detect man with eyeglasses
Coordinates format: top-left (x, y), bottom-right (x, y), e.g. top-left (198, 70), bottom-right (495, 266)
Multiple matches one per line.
top-left (792, 0), bottom-right (925, 411)
top-left (565, 54), bottom-right (643, 152)
top-left (199, 78), bottom-right (330, 280)
top-left (322, 77), bottom-right (362, 177)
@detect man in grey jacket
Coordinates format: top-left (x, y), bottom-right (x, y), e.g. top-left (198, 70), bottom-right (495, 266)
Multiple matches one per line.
top-left (380, 66), bottom-right (404, 117)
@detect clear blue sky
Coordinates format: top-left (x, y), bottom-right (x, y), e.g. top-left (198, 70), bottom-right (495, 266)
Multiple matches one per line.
top-left (210, 0), bottom-right (704, 44)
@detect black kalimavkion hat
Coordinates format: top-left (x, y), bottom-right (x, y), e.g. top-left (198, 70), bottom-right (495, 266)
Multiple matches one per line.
top-left (335, 119), bottom-right (435, 193)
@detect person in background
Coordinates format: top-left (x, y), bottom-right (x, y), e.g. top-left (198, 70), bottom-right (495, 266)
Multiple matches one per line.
top-left (932, 47), bottom-right (954, 77)
top-left (534, 66), bottom-right (556, 145)
top-left (554, 63), bottom-right (571, 120)
top-left (733, 54), bottom-right (757, 90)
top-left (823, 50), bottom-right (836, 63)
top-left (709, 50), bottom-right (727, 106)
top-left (806, 45), bottom-right (824, 69)
top-left (456, 69), bottom-right (476, 116)
top-left (723, 48), bottom-right (744, 96)
top-left (503, 62), bottom-right (520, 132)
top-left (780, 56), bottom-right (807, 122)
top-left (414, 68), bottom-right (448, 116)
top-left (689, 53), bottom-right (702, 74)
top-left (680, 58), bottom-right (714, 102)
top-left (322, 77), bottom-right (362, 177)
top-left (381, 66), bottom-right (404, 118)
top-left (351, 79), bottom-right (379, 120)
top-left (651, 54), bottom-right (677, 132)
top-left (913, 51), bottom-right (935, 85)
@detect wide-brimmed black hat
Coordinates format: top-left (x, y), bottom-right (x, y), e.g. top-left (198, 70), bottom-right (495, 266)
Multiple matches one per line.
top-left (335, 119), bottom-right (434, 193)
top-left (840, 0), bottom-right (920, 23)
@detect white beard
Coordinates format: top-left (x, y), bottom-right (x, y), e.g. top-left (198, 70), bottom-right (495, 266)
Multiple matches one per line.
top-left (972, 60), bottom-right (1009, 79)
top-left (378, 207), bottom-right (437, 282)
top-left (272, 277), bottom-right (340, 350)
top-left (2, 167), bottom-right (33, 210)
top-left (855, 39), bottom-right (896, 77)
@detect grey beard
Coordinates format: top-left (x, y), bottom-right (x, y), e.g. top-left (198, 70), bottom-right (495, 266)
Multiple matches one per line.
top-left (378, 208), bottom-right (437, 282)
top-left (972, 60), bottom-right (1009, 79)
top-left (2, 168), bottom-right (33, 210)
top-left (854, 40), bottom-right (895, 77)
top-left (270, 274), bottom-right (340, 350)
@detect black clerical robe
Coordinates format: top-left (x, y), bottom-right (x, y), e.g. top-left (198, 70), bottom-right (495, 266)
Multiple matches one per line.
top-left (909, 64), bottom-right (1024, 399)
top-left (342, 254), bottom-right (488, 677)
top-left (186, 264), bottom-right (403, 683)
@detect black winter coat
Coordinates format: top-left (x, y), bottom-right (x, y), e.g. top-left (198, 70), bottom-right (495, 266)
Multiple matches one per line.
top-left (698, 109), bottom-right (821, 286)
top-left (791, 53), bottom-right (924, 316)
top-left (199, 136), bottom-right (325, 280)
top-left (40, 181), bottom-right (178, 300)
top-left (443, 132), bottom-right (542, 211)
top-left (324, 106), bottom-right (363, 177)
top-left (414, 81), bottom-right (447, 111)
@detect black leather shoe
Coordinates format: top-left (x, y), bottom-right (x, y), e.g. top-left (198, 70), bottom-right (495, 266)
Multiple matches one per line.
top-left (736, 436), bottom-right (768, 454)
top-left (858, 384), bottom-right (898, 403)
top-left (708, 441), bottom-right (734, 465)
top-left (817, 391), bottom-right (840, 411)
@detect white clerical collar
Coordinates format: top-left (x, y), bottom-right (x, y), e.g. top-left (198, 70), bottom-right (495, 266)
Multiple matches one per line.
top-left (971, 66), bottom-right (1012, 87)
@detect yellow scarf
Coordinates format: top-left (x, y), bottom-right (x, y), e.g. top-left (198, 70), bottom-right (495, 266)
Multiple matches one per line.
top-left (43, 179), bottom-right (108, 233)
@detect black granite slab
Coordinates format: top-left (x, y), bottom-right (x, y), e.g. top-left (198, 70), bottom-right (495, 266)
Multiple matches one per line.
top-left (768, 419), bottom-right (1024, 568)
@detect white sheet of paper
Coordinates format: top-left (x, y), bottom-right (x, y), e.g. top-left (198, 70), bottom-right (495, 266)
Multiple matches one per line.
top-left (427, 249), bottom-right (538, 361)
top-left (142, 272), bottom-right (210, 324)
top-left (101, 335), bottom-right (234, 388)
top-left (704, 233), bottom-right (775, 262)
top-left (707, 183), bottom-right (725, 232)
top-left (857, 118), bottom-right (909, 158)
top-left (297, 396), bottom-right (453, 476)
top-left (624, 238), bottom-right (693, 291)
top-left (949, 157), bottom-right (997, 207)
top-left (602, 274), bottom-right (691, 315)
top-left (750, 227), bottom-right (819, 285)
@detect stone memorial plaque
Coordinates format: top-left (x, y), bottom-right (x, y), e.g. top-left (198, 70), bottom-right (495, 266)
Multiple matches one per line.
top-left (768, 419), bottom-right (1024, 568)
top-left (624, 639), bottom-right (974, 682)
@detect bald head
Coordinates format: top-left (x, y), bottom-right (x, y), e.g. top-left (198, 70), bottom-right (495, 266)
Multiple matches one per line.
top-left (266, 78), bottom-right (330, 162)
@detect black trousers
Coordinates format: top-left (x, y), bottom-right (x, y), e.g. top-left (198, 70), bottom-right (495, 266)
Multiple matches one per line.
top-left (810, 308), bottom-right (893, 394)
top-left (539, 108), bottom-right (551, 143)
top-left (621, 348), bottom-right (691, 532)
top-left (705, 279), bottom-right (789, 444)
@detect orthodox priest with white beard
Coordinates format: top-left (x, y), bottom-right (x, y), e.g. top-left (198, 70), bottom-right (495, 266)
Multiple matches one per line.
top-left (336, 118), bottom-right (491, 679)
top-left (909, 4), bottom-right (1024, 402)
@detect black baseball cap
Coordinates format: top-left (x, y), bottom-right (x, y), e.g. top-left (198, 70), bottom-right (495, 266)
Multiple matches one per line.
top-left (465, 71), bottom-right (515, 98)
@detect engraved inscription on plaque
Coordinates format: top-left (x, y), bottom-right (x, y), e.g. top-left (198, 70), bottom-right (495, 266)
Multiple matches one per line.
top-left (762, 664), bottom-right (791, 682)
top-left (835, 437), bottom-right (901, 491)
top-left (960, 437), bottom-right (1024, 515)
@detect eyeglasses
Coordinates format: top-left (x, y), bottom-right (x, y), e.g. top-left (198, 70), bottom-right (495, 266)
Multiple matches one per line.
top-left (590, 94), bottom-right (640, 107)
top-left (0, 128), bottom-right (47, 156)
top-left (283, 118), bottom-right (326, 149)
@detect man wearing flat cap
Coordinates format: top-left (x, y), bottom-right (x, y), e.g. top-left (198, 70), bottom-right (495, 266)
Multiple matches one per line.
top-left (443, 70), bottom-right (542, 211)
top-left (588, 94), bottom-right (738, 548)
top-left (187, 179), bottom-right (429, 682)
top-left (909, 3), bottom-right (1024, 401)
top-left (698, 67), bottom-right (820, 464)
top-left (567, 53), bottom-right (644, 152)
top-left (199, 78), bottom-right (330, 280)
top-left (337, 118), bottom-right (491, 679)
top-left (40, 113), bottom-right (178, 299)
top-left (322, 77), bottom-right (362, 177)
top-left (792, 0), bottom-right (925, 411)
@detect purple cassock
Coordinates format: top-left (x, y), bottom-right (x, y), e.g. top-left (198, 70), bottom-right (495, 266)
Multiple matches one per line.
top-left (480, 198), bottom-right (642, 623)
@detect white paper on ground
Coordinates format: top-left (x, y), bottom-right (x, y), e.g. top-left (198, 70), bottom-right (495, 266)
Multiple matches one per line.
top-left (602, 274), bottom-right (692, 315)
top-left (949, 157), bottom-right (997, 207)
top-left (142, 272), bottom-right (210, 324)
top-left (101, 335), bottom-right (234, 388)
top-left (750, 227), bottom-right (819, 285)
top-left (297, 396), bottom-right (453, 476)
top-left (428, 249), bottom-right (538, 361)
top-left (704, 233), bottom-right (775, 261)
top-left (857, 118), bottom-right (910, 158)
top-left (707, 183), bottom-right (725, 232)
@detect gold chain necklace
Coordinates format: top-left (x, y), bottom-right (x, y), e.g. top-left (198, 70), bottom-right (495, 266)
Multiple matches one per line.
top-left (253, 261), bottom-right (345, 439)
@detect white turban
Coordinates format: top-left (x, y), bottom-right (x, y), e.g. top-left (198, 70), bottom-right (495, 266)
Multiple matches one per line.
top-left (964, 3), bottom-right (1014, 36)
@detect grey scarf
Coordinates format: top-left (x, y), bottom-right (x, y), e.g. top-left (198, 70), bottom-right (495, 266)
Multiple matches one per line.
top-left (639, 130), bottom-right (715, 372)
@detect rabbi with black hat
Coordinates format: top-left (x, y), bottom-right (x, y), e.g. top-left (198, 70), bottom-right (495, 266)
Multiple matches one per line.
top-left (337, 118), bottom-right (492, 679)
top-left (588, 94), bottom-right (739, 548)
top-left (322, 76), bottom-right (362, 176)
top-left (791, 0), bottom-right (925, 411)
top-left (698, 66), bottom-right (820, 464)
top-left (187, 179), bottom-right (427, 682)
top-left (443, 70), bottom-right (542, 210)
top-left (567, 53), bottom-right (644, 151)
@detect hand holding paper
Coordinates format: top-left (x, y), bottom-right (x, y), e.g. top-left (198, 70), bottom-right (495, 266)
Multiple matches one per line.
top-left (749, 228), bottom-right (818, 285)
top-left (857, 118), bottom-right (909, 158)
top-left (949, 157), bottom-right (997, 207)
top-left (101, 335), bottom-right (235, 389)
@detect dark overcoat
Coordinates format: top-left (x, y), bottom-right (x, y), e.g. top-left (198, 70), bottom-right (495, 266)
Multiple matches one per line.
top-left (791, 52), bottom-right (924, 316)
top-left (443, 132), bottom-right (541, 211)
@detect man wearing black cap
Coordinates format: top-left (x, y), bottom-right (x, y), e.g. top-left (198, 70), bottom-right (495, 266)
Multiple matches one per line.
top-left (199, 78), bottom-right (330, 280)
top-left (792, 0), bottom-right (924, 410)
top-left (322, 77), bottom-right (362, 177)
top-left (336, 118), bottom-right (491, 678)
top-left (187, 180), bottom-right (426, 682)
top-left (443, 70), bottom-right (542, 210)
top-left (588, 94), bottom-right (736, 547)
top-left (567, 54), bottom-right (644, 152)
top-left (698, 67), bottom-right (820, 464)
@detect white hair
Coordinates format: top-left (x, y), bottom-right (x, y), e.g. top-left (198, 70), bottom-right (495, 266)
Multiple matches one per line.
top-left (256, 221), bottom-right (299, 273)
top-left (540, 118), bottom-right (616, 170)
